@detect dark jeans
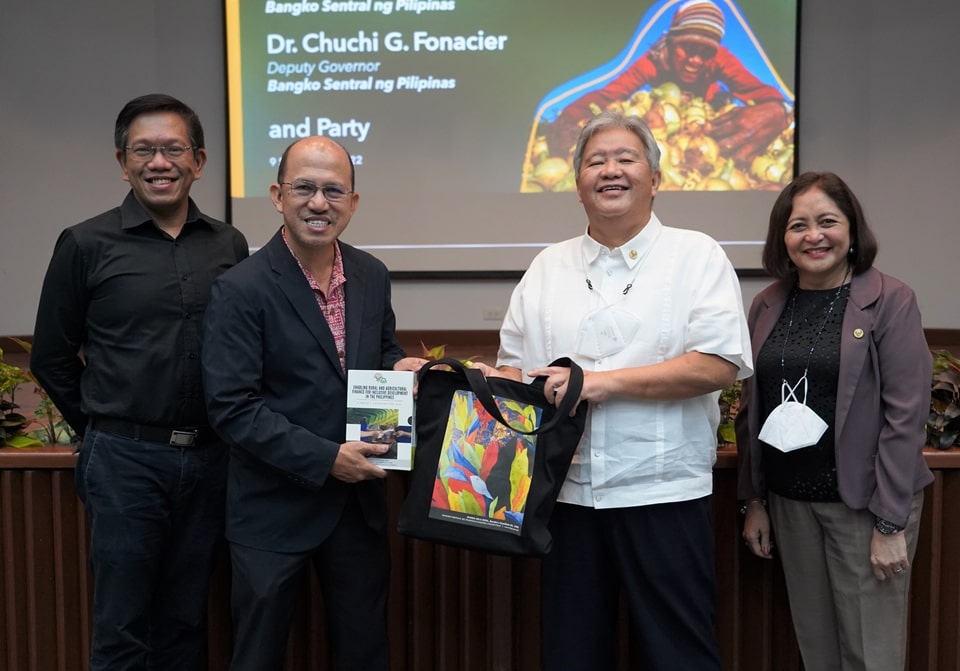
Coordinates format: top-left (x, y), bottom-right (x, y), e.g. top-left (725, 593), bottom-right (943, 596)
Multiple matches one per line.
top-left (76, 427), bottom-right (227, 671)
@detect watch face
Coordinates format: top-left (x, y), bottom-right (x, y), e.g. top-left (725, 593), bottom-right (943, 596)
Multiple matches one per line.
top-left (875, 518), bottom-right (902, 534)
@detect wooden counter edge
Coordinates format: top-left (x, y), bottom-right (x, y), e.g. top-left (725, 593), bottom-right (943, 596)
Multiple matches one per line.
top-left (5, 444), bottom-right (959, 469)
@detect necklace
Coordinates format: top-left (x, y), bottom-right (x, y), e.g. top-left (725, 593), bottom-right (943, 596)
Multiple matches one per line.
top-left (779, 269), bottom-right (851, 382)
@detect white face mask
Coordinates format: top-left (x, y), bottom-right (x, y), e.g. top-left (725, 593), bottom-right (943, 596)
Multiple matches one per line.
top-left (758, 375), bottom-right (828, 453)
top-left (573, 307), bottom-right (641, 359)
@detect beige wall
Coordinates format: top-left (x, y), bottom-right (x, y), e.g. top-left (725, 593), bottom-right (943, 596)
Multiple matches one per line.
top-left (2, 0), bottom-right (957, 334)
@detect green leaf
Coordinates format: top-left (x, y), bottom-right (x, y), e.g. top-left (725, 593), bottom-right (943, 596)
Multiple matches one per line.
top-left (421, 341), bottom-right (447, 360)
top-left (6, 434), bottom-right (44, 448)
top-left (717, 422), bottom-right (736, 445)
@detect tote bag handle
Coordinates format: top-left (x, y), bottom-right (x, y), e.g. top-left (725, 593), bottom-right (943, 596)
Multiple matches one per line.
top-left (418, 357), bottom-right (583, 435)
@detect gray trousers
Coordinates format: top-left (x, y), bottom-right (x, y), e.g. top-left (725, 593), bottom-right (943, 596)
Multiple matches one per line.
top-left (769, 491), bottom-right (923, 671)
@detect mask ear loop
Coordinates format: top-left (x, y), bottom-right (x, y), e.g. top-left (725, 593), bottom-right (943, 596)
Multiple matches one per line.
top-left (780, 374), bottom-right (809, 405)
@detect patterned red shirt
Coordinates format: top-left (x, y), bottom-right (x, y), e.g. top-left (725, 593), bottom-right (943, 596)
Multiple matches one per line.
top-left (282, 230), bottom-right (347, 373)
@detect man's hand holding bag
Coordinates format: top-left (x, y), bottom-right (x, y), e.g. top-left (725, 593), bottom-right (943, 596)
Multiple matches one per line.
top-left (398, 357), bottom-right (588, 556)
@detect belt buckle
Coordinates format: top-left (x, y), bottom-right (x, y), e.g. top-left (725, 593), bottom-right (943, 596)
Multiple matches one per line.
top-left (169, 428), bottom-right (199, 447)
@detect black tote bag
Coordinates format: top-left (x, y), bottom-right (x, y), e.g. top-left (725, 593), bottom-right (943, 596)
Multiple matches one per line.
top-left (398, 357), bottom-right (587, 557)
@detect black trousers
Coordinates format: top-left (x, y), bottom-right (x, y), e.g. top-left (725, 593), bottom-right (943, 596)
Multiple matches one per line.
top-left (541, 497), bottom-right (721, 671)
top-left (228, 492), bottom-right (390, 671)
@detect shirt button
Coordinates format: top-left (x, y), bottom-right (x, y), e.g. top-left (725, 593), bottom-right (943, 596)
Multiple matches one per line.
top-left (188, 353), bottom-right (196, 360)
top-left (593, 450), bottom-right (601, 457)
top-left (184, 313), bottom-right (192, 319)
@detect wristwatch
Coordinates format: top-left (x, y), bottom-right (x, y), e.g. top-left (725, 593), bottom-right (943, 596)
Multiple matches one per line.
top-left (739, 498), bottom-right (766, 515)
top-left (875, 517), bottom-right (904, 535)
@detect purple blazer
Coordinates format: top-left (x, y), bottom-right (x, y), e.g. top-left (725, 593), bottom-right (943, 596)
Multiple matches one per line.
top-left (736, 267), bottom-right (933, 527)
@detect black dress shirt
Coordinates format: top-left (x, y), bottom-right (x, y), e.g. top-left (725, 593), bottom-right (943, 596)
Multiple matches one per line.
top-left (30, 192), bottom-right (249, 437)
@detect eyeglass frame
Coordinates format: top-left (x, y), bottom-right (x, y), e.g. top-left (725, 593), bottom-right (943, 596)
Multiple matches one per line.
top-left (278, 180), bottom-right (354, 202)
top-left (123, 145), bottom-right (197, 161)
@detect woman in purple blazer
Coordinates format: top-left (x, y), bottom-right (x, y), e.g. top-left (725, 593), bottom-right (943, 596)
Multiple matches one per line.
top-left (736, 172), bottom-right (932, 671)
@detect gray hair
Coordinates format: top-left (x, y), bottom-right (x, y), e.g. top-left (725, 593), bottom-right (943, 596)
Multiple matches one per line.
top-left (573, 111), bottom-right (661, 176)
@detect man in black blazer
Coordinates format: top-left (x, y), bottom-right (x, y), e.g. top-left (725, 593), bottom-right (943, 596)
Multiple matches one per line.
top-left (201, 136), bottom-right (426, 670)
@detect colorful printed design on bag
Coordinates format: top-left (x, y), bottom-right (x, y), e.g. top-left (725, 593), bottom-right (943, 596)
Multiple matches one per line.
top-left (429, 390), bottom-right (542, 535)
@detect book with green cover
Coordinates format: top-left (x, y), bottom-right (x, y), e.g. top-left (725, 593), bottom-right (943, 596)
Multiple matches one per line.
top-left (345, 369), bottom-right (415, 470)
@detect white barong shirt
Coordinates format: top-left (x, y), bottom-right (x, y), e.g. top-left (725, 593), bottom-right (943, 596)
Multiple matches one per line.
top-left (498, 214), bottom-right (753, 508)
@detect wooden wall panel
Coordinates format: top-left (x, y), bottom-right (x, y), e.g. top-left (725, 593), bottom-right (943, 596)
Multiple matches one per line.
top-left (1, 468), bottom-right (89, 671)
top-left (3, 449), bottom-right (960, 671)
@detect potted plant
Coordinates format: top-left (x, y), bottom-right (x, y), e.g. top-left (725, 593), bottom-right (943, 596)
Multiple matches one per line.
top-left (927, 350), bottom-right (960, 450)
top-left (717, 380), bottom-right (742, 446)
top-left (0, 339), bottom-right (73, 447)
top-left (0, 345), bottom-right (38, 447)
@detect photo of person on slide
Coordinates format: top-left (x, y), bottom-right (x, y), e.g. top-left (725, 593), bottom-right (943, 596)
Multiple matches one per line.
top-left (523, 0), bottom-right (795, 193)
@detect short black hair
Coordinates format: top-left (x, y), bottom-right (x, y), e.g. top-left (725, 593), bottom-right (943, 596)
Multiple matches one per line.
top-left (114, 94), bottom-right (204, 151)
top-left (763, 171), bottom-right (878, 281)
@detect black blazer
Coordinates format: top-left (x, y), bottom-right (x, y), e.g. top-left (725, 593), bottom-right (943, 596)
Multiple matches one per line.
top-left (202, 230), bottom-right (406, 552)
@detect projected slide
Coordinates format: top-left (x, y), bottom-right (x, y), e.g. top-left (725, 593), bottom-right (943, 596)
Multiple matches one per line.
top-left (225, 0), bottom-right (797, 272)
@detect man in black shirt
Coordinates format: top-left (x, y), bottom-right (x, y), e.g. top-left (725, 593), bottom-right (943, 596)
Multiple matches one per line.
top-left (30, 94), bottom-right (249, 671)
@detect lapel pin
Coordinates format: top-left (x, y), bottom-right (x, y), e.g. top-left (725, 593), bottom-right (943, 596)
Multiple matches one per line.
top-left (853, 328), bottom-right (864, 339)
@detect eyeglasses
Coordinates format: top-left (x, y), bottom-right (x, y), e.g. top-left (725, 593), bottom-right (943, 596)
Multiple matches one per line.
top-left (279, 181), bottom-right (353, 202)
top-left (124, 145), bottom-right (195, 160)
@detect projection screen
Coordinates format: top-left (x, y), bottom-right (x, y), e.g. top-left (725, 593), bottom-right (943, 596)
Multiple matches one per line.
top-left (225, 0), bottom-right (798, 274)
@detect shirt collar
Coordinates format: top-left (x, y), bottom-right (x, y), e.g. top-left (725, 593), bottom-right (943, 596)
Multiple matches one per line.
top-left (281, 228), bottom-right (345, 293)
top-left (119, 191), bottom-right (206, 231)
top-left (581, 213), bottom-right (663, 269)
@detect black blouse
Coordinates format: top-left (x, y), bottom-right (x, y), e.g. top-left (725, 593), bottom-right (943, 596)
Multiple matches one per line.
top-left (756, 284), bottom-right (851, 502)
